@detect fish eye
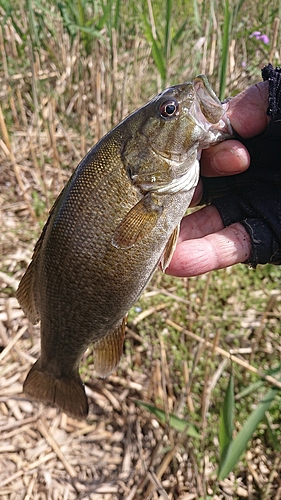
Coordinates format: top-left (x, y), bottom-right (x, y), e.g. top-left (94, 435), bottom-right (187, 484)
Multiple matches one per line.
top-left (159, 99), bottom-right (179, 119)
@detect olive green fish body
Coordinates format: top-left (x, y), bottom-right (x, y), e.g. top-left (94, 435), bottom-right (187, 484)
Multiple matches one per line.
top-left (17, 77), bottom-right (232, 419)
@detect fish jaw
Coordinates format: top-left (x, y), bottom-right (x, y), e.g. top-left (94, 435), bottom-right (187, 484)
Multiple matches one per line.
top-left (188, 79), bottom-right (233, 148)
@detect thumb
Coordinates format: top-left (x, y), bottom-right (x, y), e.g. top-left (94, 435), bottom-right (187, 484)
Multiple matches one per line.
top-left (226, 81), bottom-right (269, 138)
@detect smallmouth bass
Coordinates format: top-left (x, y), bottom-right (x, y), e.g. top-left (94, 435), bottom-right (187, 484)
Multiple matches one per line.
top-left (17, 76), bottom-right (232, 419)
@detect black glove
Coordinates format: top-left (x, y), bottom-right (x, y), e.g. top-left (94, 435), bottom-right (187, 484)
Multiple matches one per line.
top-left (201, 64), bottom-right (281, 267)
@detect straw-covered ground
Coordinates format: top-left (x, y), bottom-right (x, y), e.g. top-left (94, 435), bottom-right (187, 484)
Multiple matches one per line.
top-left (1, 116), bottom-right (281, 500)
top-left (1, 2), bottom-right (281, 499)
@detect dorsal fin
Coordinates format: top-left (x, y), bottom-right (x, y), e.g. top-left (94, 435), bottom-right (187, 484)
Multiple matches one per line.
top-left (16, 257), bottom-right (40, 324)
top-left (16, 187), bottom-right (67, 323)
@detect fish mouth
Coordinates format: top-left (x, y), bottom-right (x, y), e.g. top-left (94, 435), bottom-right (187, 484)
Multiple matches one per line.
top-left (188, 97), bottom-right (232, 137)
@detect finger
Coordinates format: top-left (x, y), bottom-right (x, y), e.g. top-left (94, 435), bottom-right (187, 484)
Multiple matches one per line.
top-left (166, 222), bottom-right (251, 278)
top-left (200, 140), bottom-right (250, 177)
top-left (227, 81), bottom-right (269, 138)
top-left (177, 205), bottom-right (225, 242)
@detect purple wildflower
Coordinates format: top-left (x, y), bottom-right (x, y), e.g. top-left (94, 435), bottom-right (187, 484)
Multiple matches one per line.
top-left (250, 31), bottom-right (261, 38)
top-left (250, 31), bottom-right (269, 44)
top-left (258, 34), bottom-right (269, 44)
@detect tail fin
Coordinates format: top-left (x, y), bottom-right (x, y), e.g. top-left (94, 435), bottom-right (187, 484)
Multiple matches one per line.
top-left (23, 359), bottom-right (89, 420)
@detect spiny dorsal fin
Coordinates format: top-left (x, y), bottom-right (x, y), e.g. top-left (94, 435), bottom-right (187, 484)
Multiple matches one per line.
top-left (93, 317), bottom-right (127, 377)
top-left (112, 195), bottom-right (163, 249)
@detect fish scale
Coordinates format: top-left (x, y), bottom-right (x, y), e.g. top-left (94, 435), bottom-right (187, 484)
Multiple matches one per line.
top-left (17, 75), bottom-right (232, 419)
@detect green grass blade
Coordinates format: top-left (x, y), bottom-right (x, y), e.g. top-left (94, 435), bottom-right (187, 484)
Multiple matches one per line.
top-left (142, 16), bottom-right (166, 84)
top-left (75, 25), bottom-right (104, 37)
top-left (27, 0), bottom-right (40, 48)
top-left (151, 37), bottom-right (166, 83)
top-left (135, 400), bottom-right (201, 438)
top-left (263, 412), bottom-right (281, 452)
top-left (164, 0), bottom-right (172, 61)
top-left (219, 372), bottom-right (234, 462)
top-left (219, 0), bottom-right (232, 100)
top-left (218, 386), bottom-right (280, 480)
top-left (77, 0), bottom-right (86, 30)
top-left (113, 0), bottom-right (121, 31)
top-left (192, 0), bottom-right (200, 30)
top-left (236, 366), bottom-right (281, 399)
top-left (172, 21), bottom-right (187, 46)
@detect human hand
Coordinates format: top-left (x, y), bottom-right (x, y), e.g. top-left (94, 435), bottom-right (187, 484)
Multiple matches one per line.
top-left (167, 81), bottom-right (270, 277)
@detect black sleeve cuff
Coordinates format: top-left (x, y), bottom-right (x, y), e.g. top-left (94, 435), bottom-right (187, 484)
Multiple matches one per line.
top-left (200, 64), bottom-right (281, 267)
top-left (241, 219), bottom-right (281, 266)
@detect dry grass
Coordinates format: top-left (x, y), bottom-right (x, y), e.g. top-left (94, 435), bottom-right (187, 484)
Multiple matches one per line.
top-left (1, 264), bottom-right (281, 499)
top-left (1, 164), bottom-right (281, 499)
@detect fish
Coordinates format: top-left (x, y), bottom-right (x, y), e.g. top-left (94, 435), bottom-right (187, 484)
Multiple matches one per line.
top-left (16, 75), bottom-right (232, 419)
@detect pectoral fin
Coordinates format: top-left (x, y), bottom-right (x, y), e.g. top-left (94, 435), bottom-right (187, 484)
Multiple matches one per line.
top-left (159, 224), bottom-right (180, 272)
top-left (112, 194), bottom-right (163, 249)
top-left (93, 317), bottom-right (127, 377)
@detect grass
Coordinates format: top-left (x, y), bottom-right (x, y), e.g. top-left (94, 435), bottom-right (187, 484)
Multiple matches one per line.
top-left (0, 0), bottom-right (281, 498)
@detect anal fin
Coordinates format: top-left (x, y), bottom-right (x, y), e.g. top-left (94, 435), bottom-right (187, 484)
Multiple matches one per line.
top-left (93, 317), bottom-right (127, 377)
top-left (160, 224), bottom-right (179, 272)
